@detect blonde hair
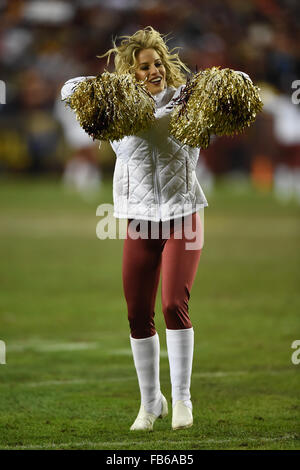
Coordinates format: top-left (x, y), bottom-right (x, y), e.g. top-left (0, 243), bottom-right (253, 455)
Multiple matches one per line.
top-left (98, 26), bottom-right (190, 88)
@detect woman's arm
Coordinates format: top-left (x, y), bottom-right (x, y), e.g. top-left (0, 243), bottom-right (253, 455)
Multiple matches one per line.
top-left (169, 67), bottom-right (263, 149)
top-left (61, 72), bottom-right (155, 142)
top-left (61, 76), bottom-right (96, 101)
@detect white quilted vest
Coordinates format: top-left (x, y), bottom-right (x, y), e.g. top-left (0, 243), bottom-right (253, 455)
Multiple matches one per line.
top-left (61, 79), bottom-right (208, 221)
top-left (111, 86), bottom-right (208, 221)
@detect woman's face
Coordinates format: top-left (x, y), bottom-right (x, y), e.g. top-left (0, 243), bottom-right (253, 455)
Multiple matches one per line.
top-left (135, 48), bottom-right (166, 95)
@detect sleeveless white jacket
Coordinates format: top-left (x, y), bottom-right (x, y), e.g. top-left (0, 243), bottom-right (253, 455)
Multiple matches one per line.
top-left (61, 79), bottom-right (208, 221)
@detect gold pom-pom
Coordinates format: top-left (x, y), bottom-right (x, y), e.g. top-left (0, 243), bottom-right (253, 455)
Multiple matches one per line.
top-left (170, 67), bottom-right (263, 149)
top-left (65, 72), bottom-right (156, 141)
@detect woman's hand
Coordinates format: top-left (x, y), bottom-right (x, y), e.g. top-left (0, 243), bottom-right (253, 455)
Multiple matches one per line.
top-left (169, 67), bottom-right (263, 149)
top-left (62, 72), bottom-right (155, 141)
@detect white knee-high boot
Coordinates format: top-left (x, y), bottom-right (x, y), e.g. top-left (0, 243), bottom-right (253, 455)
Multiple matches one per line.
top-left (130, 333), bottom-right (168, 431)
top-left (166, 328), bottom-right (194, 429)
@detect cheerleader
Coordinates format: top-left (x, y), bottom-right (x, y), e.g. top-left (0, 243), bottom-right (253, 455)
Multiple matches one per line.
top-left (61, 26), bottom-right (262, 431)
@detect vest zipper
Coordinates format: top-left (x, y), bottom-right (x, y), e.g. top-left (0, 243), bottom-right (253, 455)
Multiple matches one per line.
top-left (153, 150), bottom-right (162, 220)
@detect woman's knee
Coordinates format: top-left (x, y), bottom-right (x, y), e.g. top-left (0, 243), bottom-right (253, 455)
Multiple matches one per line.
top-left (162, 299), bottom-right (192, 330)
top-left (127, 306), bottom-right (156, 339)
top-left (129, 318), bottom-right (156, 339)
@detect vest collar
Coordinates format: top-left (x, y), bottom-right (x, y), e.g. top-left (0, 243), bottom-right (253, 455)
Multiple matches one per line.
top-left (152, 87), bottom-right (175, 108)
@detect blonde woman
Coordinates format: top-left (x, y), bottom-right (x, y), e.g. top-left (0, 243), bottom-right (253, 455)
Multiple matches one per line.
top-left (61, 26), bottom-right (257, 431)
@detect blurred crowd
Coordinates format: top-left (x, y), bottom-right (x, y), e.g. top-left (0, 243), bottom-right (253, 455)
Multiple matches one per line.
top-left (0, 0), bottom-right (300, 202)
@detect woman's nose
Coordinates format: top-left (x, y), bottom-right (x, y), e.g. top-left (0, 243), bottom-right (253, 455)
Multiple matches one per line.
top-left (149, 65), bottom-right (158, 76)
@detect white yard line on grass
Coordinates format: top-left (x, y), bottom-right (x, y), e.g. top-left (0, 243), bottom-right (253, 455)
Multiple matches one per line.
top-left (22, 377), bottom-right (137, 387)
top-left (2, 341), bottom-right (294, 389)
top-left (0, 368), bottom-right (293, 389)
top-left (1, 434), bottom-right (297, 450)
top-left (7, 342), bottom-right (100, 352)
top-left (7, 343), bottom-right (168, 355)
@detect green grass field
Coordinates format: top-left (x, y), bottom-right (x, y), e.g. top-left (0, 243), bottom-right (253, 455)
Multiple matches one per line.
top-left (0, 176), bottom-right (299, 450)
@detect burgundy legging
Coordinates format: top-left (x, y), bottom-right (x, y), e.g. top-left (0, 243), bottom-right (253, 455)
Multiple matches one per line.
top-left (122, 212), bottom-right (202, 339)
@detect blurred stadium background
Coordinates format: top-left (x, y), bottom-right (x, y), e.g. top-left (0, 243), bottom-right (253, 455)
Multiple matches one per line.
top-left (0, 0), bottom-right (299, 450)
top-left (0, 0), bottom-right (300, 195)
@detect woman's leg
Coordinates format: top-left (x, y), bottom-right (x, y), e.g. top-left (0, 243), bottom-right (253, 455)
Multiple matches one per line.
top-left (161, 212), bottom-right (202, 331)
top-left (161, 212), bottom-right (202, 429)
top-left (122, 222), bottom-right (162, 339)
top-left (122, 221), bottom-right (167, 429)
